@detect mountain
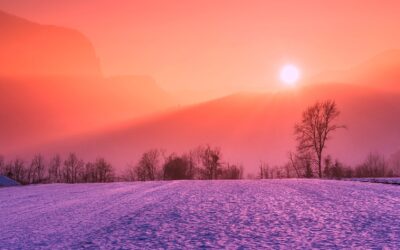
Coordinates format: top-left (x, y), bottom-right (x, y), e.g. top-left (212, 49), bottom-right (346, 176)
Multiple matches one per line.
top-left (0, 10), bottom-right (101, 77)
top-left (0, 11), bottom-right (176, 153)
top-left (310, 49), bottom-right (400, 90)
top-left (16, 50), bottom-right (400, 173)
top-left (0, 75), bottom-right (175, 153)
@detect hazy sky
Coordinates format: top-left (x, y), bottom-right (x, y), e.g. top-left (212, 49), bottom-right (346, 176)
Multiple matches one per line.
top-left (1, 0), bottom-right (400, 96)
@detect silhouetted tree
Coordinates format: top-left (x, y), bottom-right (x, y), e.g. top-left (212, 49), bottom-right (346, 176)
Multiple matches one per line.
top-left (163, 154), bottom-right (191, 180)
top-left (29, 154), bottom-right (46, 184)
top-left (220, 164), bottom-right (243, 179)
top-left (389, 151), bottom-right (400, 177)
top-left (323, 155), bottom-right (348, 179)
top-left (294, 100), bottom-right (345, 178)
top-left (199, 145), bottom-right (222, 179)
top-left (124, 163), bottom-right (137, 181)
top-left (0, 155), bottom-right (4, 176)
top-left (6, 158), bottom-right (26, 184)
top-left (48, 154), bottom-right (62, 183)
top-left (63, 153), bottom-right (84, 183)
top-left (259, 162), bottom-right (270, 179)
top-left (355, 152), bottom-right (390, 177)
top-left (288, 152), bottom-right (301, 178)
top-left (288, 152), bottom-right (314, 178)
top-left (135, 149), bottom-right (161, 181)
top-left (83, 161), bottom-right (97, 182)
top-left (323, 155), bottom-right (333, 178)
top-left (95, 158), bottom-right (114, 182)
top-left (182, 148), bottom-right (202, 179)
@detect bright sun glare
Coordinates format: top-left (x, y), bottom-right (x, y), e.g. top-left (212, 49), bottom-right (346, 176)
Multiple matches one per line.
top-left (280, 64), bottom-right (300, 86)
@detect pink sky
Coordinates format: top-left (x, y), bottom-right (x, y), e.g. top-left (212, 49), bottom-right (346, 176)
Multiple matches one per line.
top-left (1, 0), bottom-right (400, 98)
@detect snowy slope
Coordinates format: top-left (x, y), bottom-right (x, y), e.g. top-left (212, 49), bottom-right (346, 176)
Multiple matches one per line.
top-left (0, 176), bottom-right (20, 187)
top-left (0, 180), bottom-right (399, 249)
top-left (350, 178), bottom-right (400, 185)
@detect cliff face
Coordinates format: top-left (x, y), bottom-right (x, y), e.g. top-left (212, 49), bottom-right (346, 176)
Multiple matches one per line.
top-left (0, 10), bottom-right (102, 77)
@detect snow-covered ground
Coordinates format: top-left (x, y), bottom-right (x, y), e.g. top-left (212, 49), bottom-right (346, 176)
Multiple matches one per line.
top-left (350, 177), bottom-right (400, 185)
top-left (1, 180), bottom-right (399, 249)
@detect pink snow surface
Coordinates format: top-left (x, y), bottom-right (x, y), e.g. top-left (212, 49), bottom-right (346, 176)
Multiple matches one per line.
top-left (0, 179), bottom-right (399, 249)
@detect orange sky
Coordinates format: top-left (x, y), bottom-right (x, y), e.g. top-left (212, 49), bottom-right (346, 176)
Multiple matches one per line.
top-left (1, 0), bottom-right (400, 98)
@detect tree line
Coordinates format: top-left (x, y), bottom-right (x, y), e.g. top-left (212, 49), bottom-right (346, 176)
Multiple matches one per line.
top-left (258, 152), bottom-right (399, 179)
top-left (0, 145), bottom-right (243, 185)
top-left (124, 145), bottom-right (243, 181)
top-left (0, 153), bottom-right (115, 185)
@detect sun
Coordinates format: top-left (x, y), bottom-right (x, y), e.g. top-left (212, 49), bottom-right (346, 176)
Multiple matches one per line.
top-left (280, 64), bottom-right (300, 86)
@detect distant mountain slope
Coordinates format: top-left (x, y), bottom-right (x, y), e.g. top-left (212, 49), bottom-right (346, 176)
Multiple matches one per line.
top-left (0, 75), bottom-right (176, 153)
top-left (0, 11), bottom-right (176, 153)
top-left (310, 50), bottom-right (400, 90)
top-left (0, 10), bottom-right (101, 77)
top-left (22, 81), bottom-right (400, 173)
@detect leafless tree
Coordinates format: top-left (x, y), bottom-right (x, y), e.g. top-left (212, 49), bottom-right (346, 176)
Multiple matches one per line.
top-left (135, 149), bottom-right (161, 181)
top-left (163, 154), bottom-right (191, 180)
top-left (0, 155), bottom-right (4, 175)
top-left (83, 161), bottom-right (97, 182)
top-left (182, 147), bottom-right (202, 179)
top-left (199, 145), bottom-right (222, 180)
top-left (29, 154), bottom-right (46, 184)
top-left (6, 158), bottom-right (26, 184)
top-left (259, 162), bottom-right (270, 179)
top-left (95, 158), bottom-right (114, 182)
top-left (288, 152), bottom-right (301, 178)
top-left (283, 162), bottom-right (292, 178)
top-left (124, 163), bottom-right (137, 181)
top-left (294, 100), bottom-right (345, 178)
top-left (48, 154), bottom-right (62, 183)
top-left (389, 151), bottom-right (400, 177)
top-left (63, 153), bottom-right (84, 183)
top-left (220, 163), bottom-right (243, 179)
top-left (355, 152), bottom-right (391, 177)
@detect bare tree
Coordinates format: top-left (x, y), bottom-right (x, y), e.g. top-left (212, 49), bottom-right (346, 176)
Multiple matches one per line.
top-left (389, 151), bottom-right (400, 177)
top-left (48, 154), bottom-right (62, 183)
top-left (135, 149), bottom-right (161, 181)
top-left (163, 154), bottom-right (191, 180)
top-left (259, 162), bottom-right (270, 179)
top-left (288, 152), bottom-right (301, 178)
top-left (182, 147), bottom-right (202, 179)
top-left (63, 153), bottom-right (84, 183)
top-left (83, 161), bottom-right (97, 183)
top-left (220, 163), bottom-right (243, 179)
top-left (199, 145), bottom-right (222, 180)
top-left (355, 152), bottom-right (390, 177)
top-left (124, 163), bottom-right (137, 181)
top-left (29, 154), bottom-right (46, 184)
top-left (0, 155), bottom-right (4, 176)
top-left (95, 158), bottom-right (114, 182)
top-left (6, 158), bottom-right (26, 184)
top-left (294, 100), bottom-right (345, 178)
top-left (288, 151), bottom-right (314, 178)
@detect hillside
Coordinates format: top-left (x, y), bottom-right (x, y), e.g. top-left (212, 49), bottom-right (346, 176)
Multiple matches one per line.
top-left (1, 180), bottom-right (399, 249)
top-left (310, 49), bottom-right (400, 90)
top-left (0, 76), bottom-right (175, 153)
top-left (0, 10), bottom-right (101, 77)
top-left (20, 80), bottom-right (400, 171)
top-left (0, 11), bottom-right (176, 153)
